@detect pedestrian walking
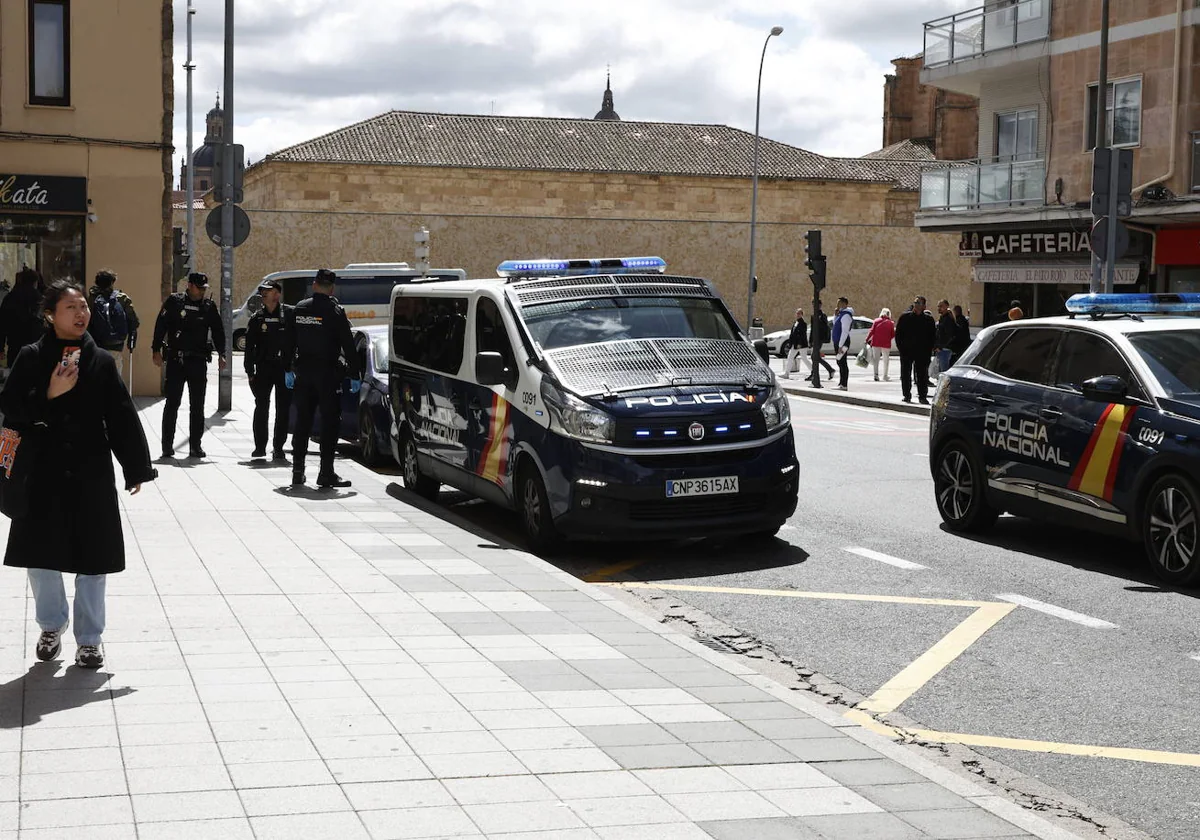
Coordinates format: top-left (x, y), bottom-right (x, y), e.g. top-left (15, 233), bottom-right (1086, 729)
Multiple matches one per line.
top-left (895, 295), bottom-right (936, 404)
top-left (86, 269), bottom-right (140, 390)
top-left (284, 269), bottom-right (360, 488)
top-left (151, 272), bottom-right (226, 459)
top-left (244, 278), bottom-right (292, 461)
top-left (866, 308), bottom-right (895, 381)
top-left (781, 307), bottom-right (810, 379)
top-left (934, 299), bottom-right (957, 374)
top-left (831, 296), bottom-right (854, 390)
top-left (0, 280), bottom-right (157, 670)
top-left (0, 267), bottom-right (46, 369)
top-left (808, 302), bottom-right (835, 385)
top-left (949, 305), bottom-right (972, 366)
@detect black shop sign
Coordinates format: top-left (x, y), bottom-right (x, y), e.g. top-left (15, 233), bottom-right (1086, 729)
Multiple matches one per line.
top-left (959, 229), bottom-right (1092, 259)
top-left (0, 174), bottom-right (87, 214)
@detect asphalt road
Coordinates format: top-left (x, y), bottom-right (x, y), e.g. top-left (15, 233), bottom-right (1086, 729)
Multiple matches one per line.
top-left (361, 395), bottom-right (1200, 840)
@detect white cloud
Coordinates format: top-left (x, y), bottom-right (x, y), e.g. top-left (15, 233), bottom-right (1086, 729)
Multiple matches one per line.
top-left (171, 0), bottom-right (963, 167)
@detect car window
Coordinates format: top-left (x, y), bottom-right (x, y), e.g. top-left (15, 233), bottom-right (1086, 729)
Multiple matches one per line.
top-left (1052, 331), bottom-right (1145, 400)
top-left (985, 328), bottom-right (1059, 385)
top-left (392, 295), bottom-right (468, 375)
top-left (475, 297), bottom-right (517, 386)
top-left (1127, 330), bottom-right (1200, 402)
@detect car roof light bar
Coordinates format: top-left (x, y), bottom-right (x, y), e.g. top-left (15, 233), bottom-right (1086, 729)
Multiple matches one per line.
top-left (497, 256), bottom-right (667, 278)
top-left (1065, 292), bottom-right (1200, 316)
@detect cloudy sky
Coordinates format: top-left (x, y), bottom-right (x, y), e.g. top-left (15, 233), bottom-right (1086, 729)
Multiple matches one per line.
top-left (171, 0), bottom-right (961, 169)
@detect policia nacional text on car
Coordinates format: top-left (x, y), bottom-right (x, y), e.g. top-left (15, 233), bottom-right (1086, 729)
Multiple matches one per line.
top-left (151, 272), bottom-right (226, 459)
top-left (244, 278), bottom-right (291, 461)
top-left (284, 268), bottom-right (360, 488)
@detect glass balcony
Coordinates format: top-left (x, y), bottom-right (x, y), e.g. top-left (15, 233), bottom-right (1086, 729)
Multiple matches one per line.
top-left (920, 157), bottom-right (1046, 211)
top-left (924, 0), bottom-right (1051, 69)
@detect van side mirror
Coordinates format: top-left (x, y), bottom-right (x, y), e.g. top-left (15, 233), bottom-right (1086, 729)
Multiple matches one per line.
top-left (1082, 374), bottom-right (1128, 402)
top-left (753, 338), bottom-right (770, 365)
top-left (476, 351), bottom-right (507, 387)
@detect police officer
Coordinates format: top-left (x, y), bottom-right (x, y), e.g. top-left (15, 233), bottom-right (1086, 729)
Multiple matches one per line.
top-left (244, 279), bottom-right (292, 460)
top-left (152, 272), bottom-right (226, 458)
top-left (284, 268), bottom-right (359, 488)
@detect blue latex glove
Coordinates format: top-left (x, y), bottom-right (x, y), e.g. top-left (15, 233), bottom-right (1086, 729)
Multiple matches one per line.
top-left (348, 379), bottom-right (362, 395)
top-left (284, 371), bottom-right (295, 390)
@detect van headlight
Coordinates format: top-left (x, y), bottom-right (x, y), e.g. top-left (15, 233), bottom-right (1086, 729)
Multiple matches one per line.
top-left (760, 385), bottom-right (791, 431)
top-left (541, 380), bottom-right (615, 444)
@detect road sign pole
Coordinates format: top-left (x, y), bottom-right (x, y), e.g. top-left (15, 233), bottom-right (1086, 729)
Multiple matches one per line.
top-left (1104, 145), bottom-right (1120, 293)
top-left (218, 0), bottom-right (235, 411)
top-left (1089, 0), bottom-right (1110, 294)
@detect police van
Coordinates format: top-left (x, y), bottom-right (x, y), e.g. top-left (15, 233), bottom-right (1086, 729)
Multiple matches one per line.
top-left (231, 263), bottom-right (466, 351)
top-left (388, 257), bottom-right (800, 551)
top-left (930, 292), bottom-right (1200, 586)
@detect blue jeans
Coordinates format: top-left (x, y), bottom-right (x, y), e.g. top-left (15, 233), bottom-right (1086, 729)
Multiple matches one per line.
top-left (28, 569), bottom-right (107, 646)
top-left (936, 349), bottom-right (952, 374)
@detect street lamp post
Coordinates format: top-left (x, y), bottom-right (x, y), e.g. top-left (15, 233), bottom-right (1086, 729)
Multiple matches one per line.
top-left (746, 25), bottom-right (784, 330)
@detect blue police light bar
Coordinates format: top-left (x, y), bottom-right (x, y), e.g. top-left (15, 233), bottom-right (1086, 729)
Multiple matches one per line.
top-left (497, 256), bottom-right (667, 278)
top-left (1065, 292), bottom-right (1200, 315)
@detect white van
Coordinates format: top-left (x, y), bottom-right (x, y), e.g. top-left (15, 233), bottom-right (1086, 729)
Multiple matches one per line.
top-left (231, 263), bottom-right (466, 351)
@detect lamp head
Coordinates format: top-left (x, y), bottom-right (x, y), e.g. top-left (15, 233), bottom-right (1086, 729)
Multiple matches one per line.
top-left (770, 26), bottom-right (784, 36)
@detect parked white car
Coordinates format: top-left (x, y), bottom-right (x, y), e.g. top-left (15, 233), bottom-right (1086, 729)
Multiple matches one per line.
top-left (766, 315), bottom-right (875, 357)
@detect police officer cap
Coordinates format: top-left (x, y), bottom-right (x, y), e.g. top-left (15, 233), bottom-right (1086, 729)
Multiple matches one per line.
top-left (315, 268), bottom-right (338, 285)
top-left (257, 278), bottom-right (282, 293)
top-left (187, 272), bottom-right (209, 288)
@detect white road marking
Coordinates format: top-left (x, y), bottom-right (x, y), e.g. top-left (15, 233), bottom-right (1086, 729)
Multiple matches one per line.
top-left (844, 547), bottom-right (928, 570)
top-left (995, 594), bottom-right (1118, 629)
top-left (1190, 653), bottom-right (1200, 662)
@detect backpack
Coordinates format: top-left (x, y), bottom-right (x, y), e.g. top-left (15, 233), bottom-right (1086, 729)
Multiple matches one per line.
top-left (90, 290), bottom-right (129, 347)
top-left (817, 313), bottom-right (831, 344)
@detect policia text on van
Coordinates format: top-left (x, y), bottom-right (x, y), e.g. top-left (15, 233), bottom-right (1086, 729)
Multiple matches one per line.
top-left (389, 257), bottom-right (800, 551)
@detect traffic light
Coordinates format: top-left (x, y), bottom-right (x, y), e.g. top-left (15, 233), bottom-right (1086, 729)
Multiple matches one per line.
top-left (171, 227), bottom-right (189, 281)
top-left (804, 229), bottom-right (826, 291)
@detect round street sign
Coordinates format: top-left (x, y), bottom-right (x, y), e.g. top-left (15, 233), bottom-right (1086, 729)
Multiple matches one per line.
top-left (1090, 217), bottom-right (1129, 260)
top-left (205, 205), bottom-right (251, 248)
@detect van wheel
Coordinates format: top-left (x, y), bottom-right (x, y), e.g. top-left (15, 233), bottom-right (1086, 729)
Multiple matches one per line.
top-left (233, 330), bottom-right (247, 353)
top-left (401, 433), bottom-right (439, 500)
top-left (518, 464), bottom-right (562, 555)
top-left (1143, 474), bottom-right (1200, 586)
top-left (359, 410), bottom-right (382, 466)
top-left (933, 440), bottom-right (997, 533)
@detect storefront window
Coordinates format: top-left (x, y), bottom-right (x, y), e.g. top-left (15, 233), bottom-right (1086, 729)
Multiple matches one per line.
top-left (0, 215), bottom-right (84, 291)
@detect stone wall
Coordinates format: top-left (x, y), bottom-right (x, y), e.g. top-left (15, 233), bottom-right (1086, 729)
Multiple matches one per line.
top-left (884, 57), bottom-right (979, 160)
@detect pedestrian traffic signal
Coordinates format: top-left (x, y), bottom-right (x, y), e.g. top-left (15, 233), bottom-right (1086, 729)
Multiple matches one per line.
top-left (803, 230), bottom-right (826, 291)
top-left (809, 257), bottom-right (826, 292)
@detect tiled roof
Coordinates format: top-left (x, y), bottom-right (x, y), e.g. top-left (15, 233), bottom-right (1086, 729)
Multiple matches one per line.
top-left (264, 110), bottom-right (890, 184)
top-left (833, 140), bottom-right (938, 192)
top-left (863, 138), bottom-right (936, 161)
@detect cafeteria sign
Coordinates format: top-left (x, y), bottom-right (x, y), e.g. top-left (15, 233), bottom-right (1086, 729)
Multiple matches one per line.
top-left (960, 229), bottom-right (1092, 258)
top-left (973, 263), bottom-right (1138, 285)
top-left (0, 174), bottom-right (87, 214)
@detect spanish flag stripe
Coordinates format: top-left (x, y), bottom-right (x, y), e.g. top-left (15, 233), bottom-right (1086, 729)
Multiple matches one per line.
top-left (480, 394), bottom-right (510, 485)
top-left (479, 393), bottom-right (500, 474)
top-left (1069, 403), bottom-right (1115, 491)
top-left (1076, 404), bottom-right (1129, 499)
top-left (1102, 407), bottom-right (1137, 501)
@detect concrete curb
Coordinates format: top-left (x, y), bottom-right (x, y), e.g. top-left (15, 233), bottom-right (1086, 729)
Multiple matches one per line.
top-left (779, 381), bottom-right (932, 417)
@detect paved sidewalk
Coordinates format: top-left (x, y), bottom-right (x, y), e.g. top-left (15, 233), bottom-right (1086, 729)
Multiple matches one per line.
top-left (770, 356), bottom-right (934, 416)
top-left (0, 376), bottom-right (1073, 839)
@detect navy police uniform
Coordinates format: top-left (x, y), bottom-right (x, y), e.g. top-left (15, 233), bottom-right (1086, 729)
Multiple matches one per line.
top-left (152, 273), bottom-right (225, 458)
top-left (244, 279), bottom-right (292, 459)
top-left (284, 269), bottom-right (359, 487)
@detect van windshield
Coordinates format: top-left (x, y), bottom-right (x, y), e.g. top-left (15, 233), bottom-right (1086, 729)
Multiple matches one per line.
top-left (522, 296), bottom-right (739, 350)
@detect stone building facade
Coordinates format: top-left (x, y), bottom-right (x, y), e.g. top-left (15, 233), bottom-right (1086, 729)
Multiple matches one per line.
top-left (182, 107), bottom-right (969, 333)
top-left (884, 56), bottom-right (979, 160)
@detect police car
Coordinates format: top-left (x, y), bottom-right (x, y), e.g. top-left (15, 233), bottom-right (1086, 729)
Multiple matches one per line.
top-left (930, 293), bottom-right (1200, 586)
top-left (389, 256), bottom-right (800, 552)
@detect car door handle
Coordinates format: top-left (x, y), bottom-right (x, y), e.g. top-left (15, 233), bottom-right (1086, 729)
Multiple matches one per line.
top-left (1040, 407), bottom-right (1063, 420)
top-left (975, 395), bottom-right (996, 405)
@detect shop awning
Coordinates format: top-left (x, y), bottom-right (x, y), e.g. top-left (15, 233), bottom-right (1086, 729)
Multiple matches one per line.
top-left (972, 261), bottom-right (1139, 285)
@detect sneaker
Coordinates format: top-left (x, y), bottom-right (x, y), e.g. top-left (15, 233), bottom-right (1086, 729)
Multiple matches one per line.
top-left (189, 447), bottom-right (206, 459)
top-left (35, 627), bottom-right (65, 661)
top-left (317, 473), bottom-right (352, 489)
top-left (251, 448), bottom-right (266, 459)
top-left (837, 385), bottom-right (848, 391)
top-left (75, 645), bottom-right (103, 670)
top-left (884, 376), bottom-right (892, 381)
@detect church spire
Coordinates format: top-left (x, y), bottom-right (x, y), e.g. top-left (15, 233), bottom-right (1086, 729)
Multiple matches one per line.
top-left (594, 66), bottom-right (620, 121)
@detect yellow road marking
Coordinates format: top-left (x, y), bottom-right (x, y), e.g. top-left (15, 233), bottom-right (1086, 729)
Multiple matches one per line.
top-left (584, 560), bottom-right (647, 582)
top-left (859, 602), bottom-right (1016, 715)
top-left (597, 580), bottom-right (996, 608)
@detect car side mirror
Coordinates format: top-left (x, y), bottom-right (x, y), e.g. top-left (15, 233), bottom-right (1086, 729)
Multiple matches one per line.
top-left (753, 338), bottom-right (770, 365)
top-left (476, 351), bottom-right (507, 387)
top-left (1082, 374), bottom-right (1128, 402)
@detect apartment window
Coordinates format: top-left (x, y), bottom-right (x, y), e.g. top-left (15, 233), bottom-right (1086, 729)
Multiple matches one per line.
top-left (1086, 78), bottom-right (1141, 149)
top-left (28, 0), bottom-right (70, 105)
top-left (997, 109), bottom-right (1039, 161)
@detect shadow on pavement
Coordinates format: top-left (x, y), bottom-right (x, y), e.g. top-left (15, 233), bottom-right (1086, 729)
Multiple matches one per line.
top-left (0, 662), bottom-right (136, 728)
top-left (945, 516), bottom-right (1199, 598)
top-left (274, 486), bottom-right (358, 501)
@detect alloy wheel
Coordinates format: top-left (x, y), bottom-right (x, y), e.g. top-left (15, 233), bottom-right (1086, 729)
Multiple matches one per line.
top-left (523, 475), bottom-right (543, 538)
top-left (1149, 485), bottom-right (1197, 575)
top-left (937, 448), bottom-right (973, 522)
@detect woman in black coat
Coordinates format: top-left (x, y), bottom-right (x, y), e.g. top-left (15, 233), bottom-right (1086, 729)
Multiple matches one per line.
top-left (1, 279), bottom-right (157, 669)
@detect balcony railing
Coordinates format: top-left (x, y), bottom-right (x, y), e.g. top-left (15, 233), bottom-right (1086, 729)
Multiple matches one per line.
top-left (924, 0), bottom-right (1051, 69)
top-left (919, 157), bottom-right (1046, 211)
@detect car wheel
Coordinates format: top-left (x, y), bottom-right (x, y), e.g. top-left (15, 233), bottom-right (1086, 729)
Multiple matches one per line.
top-left (778, 341), bottom-right (791, 359)
top-left (518, 463), bottom-right (563, 554)
top-left (933, 440), bottom-right (997, 533)
top-left (233, 330), bottom-right (247, 353)
top-left (401, 432), bottom-right (439, 500)
top-left (359, 410), bottom-right (381, 466)
top-left (1142, 473), bottom-right (1200, 586)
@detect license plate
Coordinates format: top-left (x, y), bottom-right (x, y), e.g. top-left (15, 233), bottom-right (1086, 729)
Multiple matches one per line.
top-left (665, 476), bottom-right (739, 498)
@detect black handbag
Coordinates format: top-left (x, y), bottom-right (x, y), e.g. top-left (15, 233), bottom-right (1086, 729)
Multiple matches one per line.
top-left (0, 424), bottom-right (40, 519)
